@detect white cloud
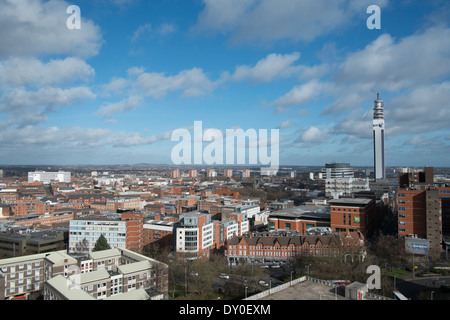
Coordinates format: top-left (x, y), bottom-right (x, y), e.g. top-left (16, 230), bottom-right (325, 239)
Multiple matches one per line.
top-left (131, 23), bottom-right (152, 42)
top-left (106, 130), bottom-right (173, 148)
top-left (156, 23), bottom-right (177, 36)
top-left (300, 126), bottom-right (329, 143)
top-left (135, 68), bottom-right (216, 99)
top-left (131, 23), bottom-right (177, 42)
top-left (193, 0), bottom-right (257, 35)
top-left (387, 81), bottom-right (450, 135)
top-left (277, 121), bottom-right (291, 129)
top-left (0, 57), bottom-right (95, 89)
top-left (272, 80), bottom-right (326, 110)
top-left (231, 52), bottom-right (302, 82)
top-left (194, 0), bottom-right (388, 44)
top-left (0, 0), bottom-right (102, 58)
top-left (98, 95), bottom-right (143, 117)
top-left (0, 86), bottom-right (96, 126)
top-left (334, 27), bottom-right (450, 89)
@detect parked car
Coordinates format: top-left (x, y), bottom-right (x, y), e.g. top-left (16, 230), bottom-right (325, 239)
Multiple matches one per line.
top-left (259, 280), bottom-right (269, 287)
top-left (219, 273), bottom-right (230, 279)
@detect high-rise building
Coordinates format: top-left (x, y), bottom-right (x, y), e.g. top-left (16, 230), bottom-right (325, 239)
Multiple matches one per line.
top-left (188, 169), bottom-right (198, 178)
top-left (322, 162), bottom-right (354, 179)
top-left (373, 93), bottom-right (385, 181)
top-left (397, 186), bottom-right (450, 254)
top-left (170, 169), bottom-right (180, 179)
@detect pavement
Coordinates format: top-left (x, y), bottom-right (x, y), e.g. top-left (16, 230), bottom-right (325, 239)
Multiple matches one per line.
top-left (258, 280), bottom-right (345, 300)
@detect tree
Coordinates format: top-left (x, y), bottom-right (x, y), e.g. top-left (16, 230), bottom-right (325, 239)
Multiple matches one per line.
top-left (93, 234), bottom-right (111, 252)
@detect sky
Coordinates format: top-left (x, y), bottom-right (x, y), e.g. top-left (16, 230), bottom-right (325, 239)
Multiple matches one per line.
top-left (0, 0), bottom-right (449, 168)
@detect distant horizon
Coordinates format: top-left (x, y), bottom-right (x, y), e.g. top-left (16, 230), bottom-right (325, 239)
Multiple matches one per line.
top-left (0, 163), bottom-right (447, 169)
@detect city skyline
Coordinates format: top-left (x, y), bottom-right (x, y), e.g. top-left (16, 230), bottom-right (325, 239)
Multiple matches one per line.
top-left (0, 0), bottom-right (449, 167)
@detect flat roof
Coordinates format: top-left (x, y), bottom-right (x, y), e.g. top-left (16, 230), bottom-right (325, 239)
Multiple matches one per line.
top-left (269, 205), bottom-right (330, 220)
top-left (89, 248), bottom-right (121, 260)
top-left (80, 268), bottom-right (110, 284)
top-left (328, 198), bottom-right (373, 206)
top-left (118, 260), bottom-right (152, 275)
top-left (105, 288), bottom-right (150, 300)
top-left (46, 275), bottom-right (95, 300)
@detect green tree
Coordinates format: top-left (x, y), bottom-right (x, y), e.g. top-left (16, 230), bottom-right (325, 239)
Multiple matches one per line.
top-left (93, 234), bottom-right (111, 252)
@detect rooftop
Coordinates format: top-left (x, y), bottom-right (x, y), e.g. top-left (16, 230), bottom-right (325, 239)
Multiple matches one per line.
top-left (268, 205), bottom-right (330, 220)
top-left (328, 198), bottom-right (373, 207)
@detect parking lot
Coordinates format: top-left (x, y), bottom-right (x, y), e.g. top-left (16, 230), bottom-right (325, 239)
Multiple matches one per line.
top-left (258, 279), bottom-right (344, 300)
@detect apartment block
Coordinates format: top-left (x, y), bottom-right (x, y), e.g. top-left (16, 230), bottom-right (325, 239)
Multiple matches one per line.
top-left (11, 208), bottom-right (96, 228)
top-left (397, 189), bottom-right (427, 238)
top-left (397, 186), bottom-right (450, 254)
top-left (0, 250), bottom-right (76, 300)
top-left (175, 212), bottom-right (220, 259)
top-left (171, 169), bottom-right (180, 179)
top-left (228, 211), bottom-right (249, 236)
top-left (106, 197), bottom-right (141, 211)
top-left (0, 247), bottom-right (168, 300)
top-left (11, 201), bottom-right (59, 217)
top-left (121, 211), bottom-right (144, 253)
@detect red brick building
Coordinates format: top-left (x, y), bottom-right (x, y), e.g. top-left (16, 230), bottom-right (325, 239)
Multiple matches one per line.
top-left (121, 212), bottom-right (144, 253)
top-left (225, 231), bottom-right (364, 265)
top-left (329, 198), bottom-right (377, 238)
top-left (397, 189), bottom-right (426, 238)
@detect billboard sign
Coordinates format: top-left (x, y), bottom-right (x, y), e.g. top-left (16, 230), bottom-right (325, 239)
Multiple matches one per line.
top-left (405, 237), bottom-right (429, 255)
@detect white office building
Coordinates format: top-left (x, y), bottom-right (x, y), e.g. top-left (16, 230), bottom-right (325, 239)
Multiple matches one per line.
top-left (321, 162), bottom-right (354, 180)
top-left (69, 218), bottom-right (127, 254)
top-left (28, 171), bottom-right (71, 184)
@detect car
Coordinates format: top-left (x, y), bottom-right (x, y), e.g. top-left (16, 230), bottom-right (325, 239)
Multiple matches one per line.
top-left (258, 280), bottom-right (269, 287)
top-left (270, 264), bottom-right (280, 268)
top-left (219, 273), bottom-right (230, 279)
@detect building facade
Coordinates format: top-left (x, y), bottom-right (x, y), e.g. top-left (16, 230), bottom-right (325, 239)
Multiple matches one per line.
top-left (329, 198), bottom-right (377, 238)
top-left (226, 231), bottom-right (364, 266)
top-left (175, 212), bottom-right (217, 259)
top-left (397, 186), bottom-right (450, 254)
top-left (372, 93), bottom-right (386, 181)
top-left (28, 171), bottom-right (71, 184)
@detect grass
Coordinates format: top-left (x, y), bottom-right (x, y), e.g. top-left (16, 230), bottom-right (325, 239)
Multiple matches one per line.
top-left (383, 269), bottom-right (410, 278)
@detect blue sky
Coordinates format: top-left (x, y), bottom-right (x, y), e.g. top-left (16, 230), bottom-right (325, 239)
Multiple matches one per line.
top-left (0, 0), bottom-right (449, 167)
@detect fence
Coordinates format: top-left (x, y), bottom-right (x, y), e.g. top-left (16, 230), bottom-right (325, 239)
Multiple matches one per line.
top-left (243, 276), bottom-right (307, 300)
